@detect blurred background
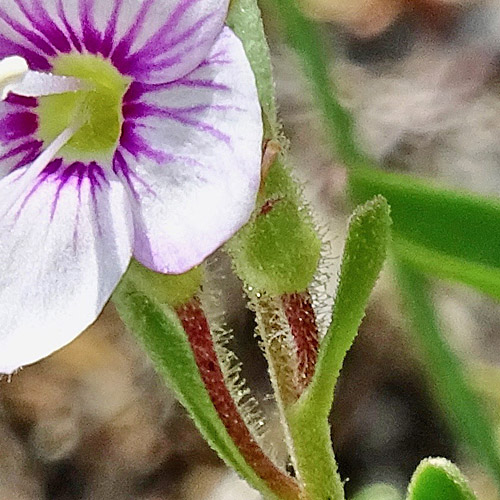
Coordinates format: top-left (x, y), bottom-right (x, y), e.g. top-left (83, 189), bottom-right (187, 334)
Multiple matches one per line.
top-left (2, 0), bottom-right (500, 498)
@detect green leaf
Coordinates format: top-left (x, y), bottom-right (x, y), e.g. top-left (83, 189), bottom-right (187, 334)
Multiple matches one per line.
top-left (350, 167), bottom-right (500, 300)
top-left (407, 458), bottom-right (477, 500)
top-left (352, 484), bottom-right (402, 500)
top-left (112, 275), bottom-right (280, 500)
top-left (397, 262), bottom-right (500, 490)
top-left (285, 197), bottom-right (392, 500)
top-left (303, 195), bottom-right (391, 415)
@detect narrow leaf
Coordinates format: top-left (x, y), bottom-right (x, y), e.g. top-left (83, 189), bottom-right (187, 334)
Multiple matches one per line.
top-left (285, 197), bottom-right (391, 500)
top-left (303, 195), bottom-right (391, 415)
top-left (407, 457), bottom-right (477, 500)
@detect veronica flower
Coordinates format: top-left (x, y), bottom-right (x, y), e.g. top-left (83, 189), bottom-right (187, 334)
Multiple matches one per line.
top-left (0, 0), bottom-right (262, 374)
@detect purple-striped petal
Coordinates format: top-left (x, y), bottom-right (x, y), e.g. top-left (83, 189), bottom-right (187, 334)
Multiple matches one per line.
top-left (115, 27), bottom-right (262, 273)
top-left (0, 161), bottom-right (133, 374)
top-left (0, 94), bottom-right (41, 179)
top-left (111, 0), bottom-right (229, 83)
top-left (0, 0), bottom-right (229, 82)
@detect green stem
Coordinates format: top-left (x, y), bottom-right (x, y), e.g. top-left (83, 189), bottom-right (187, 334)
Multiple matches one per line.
top-left (286, 405), bottom-right (345, 500)
top-left (396, 262), bottom-right (500, 492)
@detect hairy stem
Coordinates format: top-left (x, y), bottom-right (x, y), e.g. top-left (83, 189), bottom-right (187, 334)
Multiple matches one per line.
top-left (177, 297), bottom-right (301, 500)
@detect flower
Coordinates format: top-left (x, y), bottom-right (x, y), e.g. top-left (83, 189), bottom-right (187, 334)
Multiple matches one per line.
top-left (0, 0), bottom-right (262, 374)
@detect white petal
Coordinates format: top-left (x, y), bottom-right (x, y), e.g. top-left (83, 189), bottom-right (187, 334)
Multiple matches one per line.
top-left (108, 0), bottom-right (230, 82)
top-left (0, 0), bottom-right (229, 82)
top-left (0, 162), bottom-right (133, 374)
top-left (116, 28), bottom-right (262, 273)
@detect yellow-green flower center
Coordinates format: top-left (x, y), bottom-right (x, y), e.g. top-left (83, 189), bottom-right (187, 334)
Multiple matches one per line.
top-left (37, 54), bottom-right (130, 162)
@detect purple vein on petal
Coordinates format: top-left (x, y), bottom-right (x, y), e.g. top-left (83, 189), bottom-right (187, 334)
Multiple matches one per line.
top-left (0, 35), bottom-right (51, 70)
top-left (110, 0), bottom-right (155, 67)
top-left (122, 80), bottom-right (229, 104)
top-left (196, 57), bottom-right (231, 69)
top-left (79, 0), bottom-right (102, 53)
top-left (57, 0), bottom-right (82, 52)
top-left (73, 163), bottom-right (87, 245)
top-left (50, 159), bottom-right (75, 220)
top-left (88, 162), bottom-right (109, 235)
top-left (125, 0), bottom-right (198, 63)
top-left (100, 0), bottom-right (124, 58)
top-left (5, 94), bottom-right (38, 108)
top-left (165, 77), bottom-right (230, 91)
top-left (13, 159), bottom-right (59, 220)
top-left (123, 82), bottom-right (149, 103)
top-left (195, 46), bottom-right (232, 69)
top-left (120, 121), bottom-right (180, 163)
top-left (131, 35), bottom-right (212, 75)
top-left (120, 121), bottom-right (204, 167)
top-left (46, 161), bottom-right (108, 240)
top-left (113, 148), bottom-right (155, 200)
top-left (0, 112), bottom-right (38, 143)
top-left (88, 161), bottom-right (109, 188)
top-left (0, 7), bottom-right (57, 56)
top-left (161, 104), bottom-right (240, 114)
top-left (205, 48), bottom-right (226, 60)
top-left (0, 139), bottom-right (41, 162)
top-left (13, 0), bottom-right (71, 53)
top-left (127, 8), bottom-right (214, 65)
top-left (30, 0), bottom-right (72, 53)
top-left (124, 103), bottom-right (231, 144)
top-left (12, 143), bottom-right (43, 171)
top-left (0, 139), bottom-right (42, 172)
top-left (124, 102), bottom-right (238, 117)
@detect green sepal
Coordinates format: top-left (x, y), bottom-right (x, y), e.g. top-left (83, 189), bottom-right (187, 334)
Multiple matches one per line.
top-left (407, 458), bottom-right (477, 500)
top-left (125, 260), bottom-right (203, 308)
top-left (227, 0), bottom-right (279, 138)
top-left (112, 275), bottom-right (281, 500)
top-left (262, 159), bottom-right (301, 204)
top-left (230, 197), bottom-right (321, 296)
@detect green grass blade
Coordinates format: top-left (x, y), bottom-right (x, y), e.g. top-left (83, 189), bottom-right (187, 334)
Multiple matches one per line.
top-left (351, 167), bottom-right (500, 299)
top-left (396, 262), bottom-right (500, 490)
